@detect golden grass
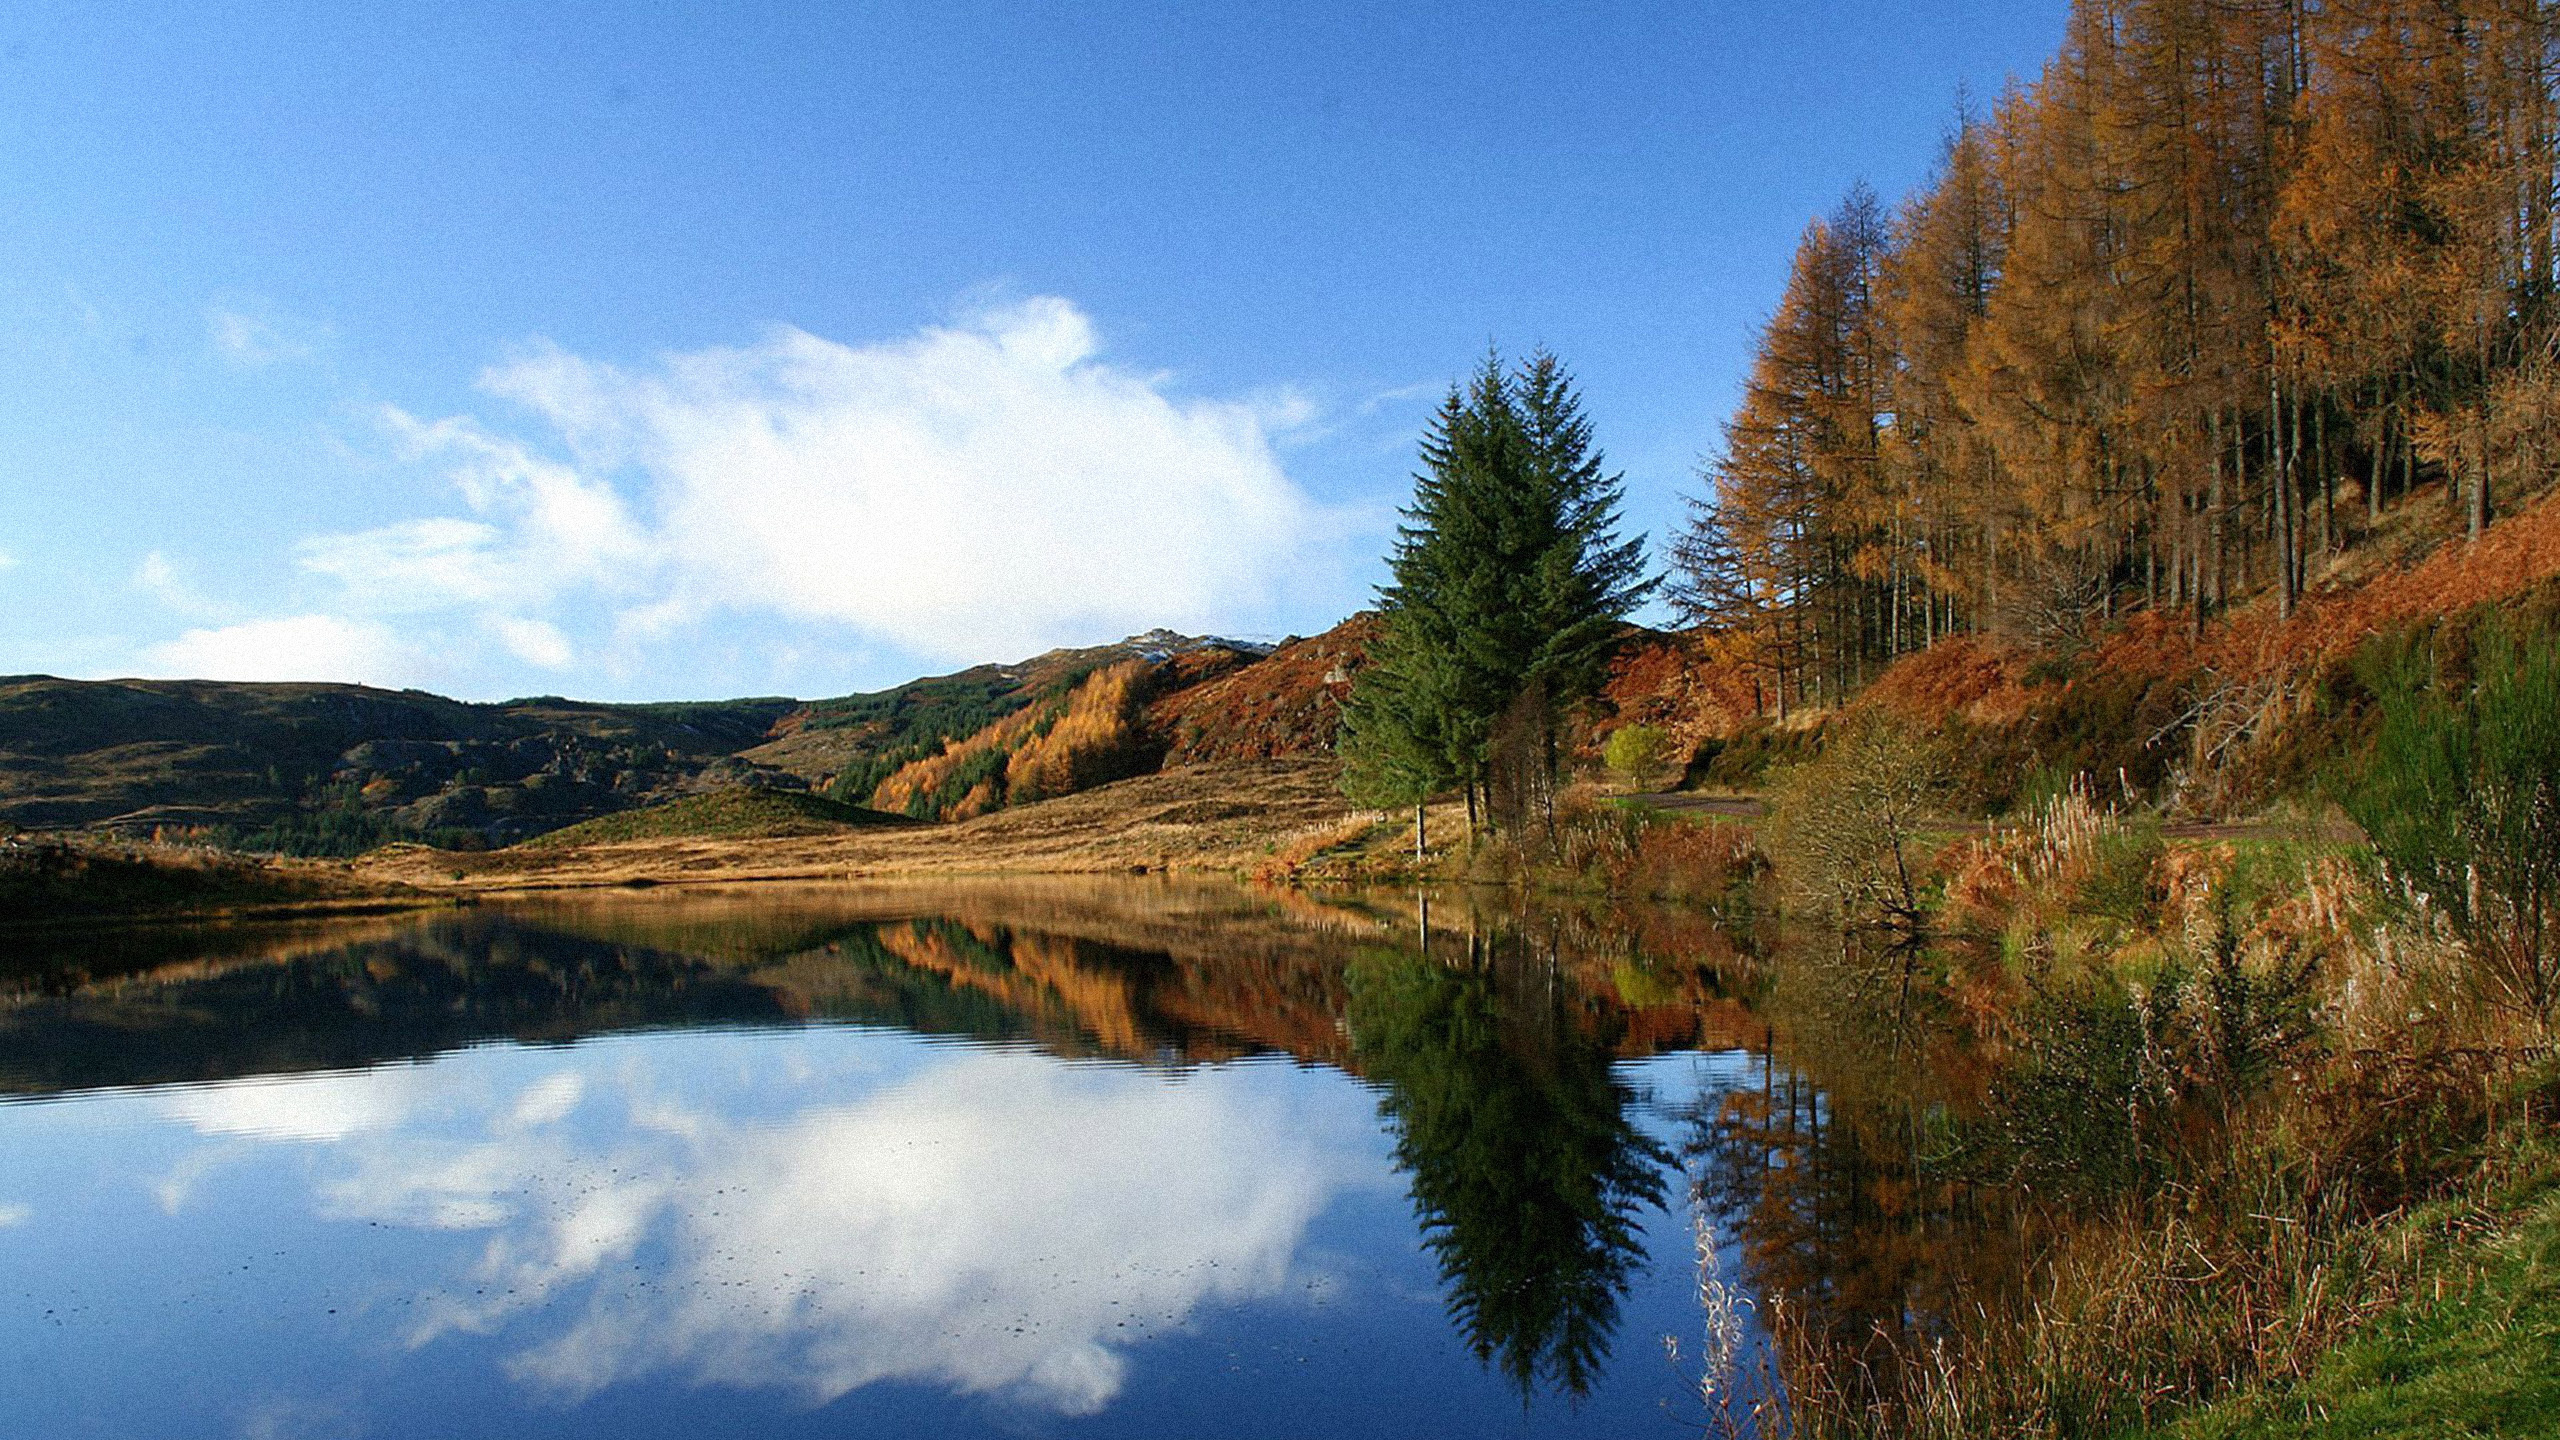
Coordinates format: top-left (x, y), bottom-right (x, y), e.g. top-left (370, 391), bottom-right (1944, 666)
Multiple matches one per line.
top-left (357, 758), bottom-right (1357, 896)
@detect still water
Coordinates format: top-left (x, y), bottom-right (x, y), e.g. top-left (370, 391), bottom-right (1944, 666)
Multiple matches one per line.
top-left (0, 880), bottom-right (1970, 1437)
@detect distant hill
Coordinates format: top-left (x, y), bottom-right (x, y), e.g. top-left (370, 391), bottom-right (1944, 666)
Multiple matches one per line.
top-left (736, 628), bottom-right (1273, 807)
top-left (0, 627), bottom-right (1339, 853)
top-left (0, 677), bottom-right (800, 848)
top-left (522, 787), bottom-right (919, 847)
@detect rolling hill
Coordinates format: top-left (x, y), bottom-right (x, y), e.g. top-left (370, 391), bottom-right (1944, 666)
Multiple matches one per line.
top-left (0, 627), bottom-right (1327, 852)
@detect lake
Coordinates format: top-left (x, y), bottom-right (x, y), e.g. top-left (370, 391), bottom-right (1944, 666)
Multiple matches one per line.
top-left (0, 879), bottom-right (2004, 1437)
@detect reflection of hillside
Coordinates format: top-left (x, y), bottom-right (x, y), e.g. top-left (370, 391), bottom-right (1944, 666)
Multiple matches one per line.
top-left (1, 910), bottom-right (431, 993)
top-left (876, 921), bottom-right (1154, 1056)
top-left (510, 879), bottom-right (1381, 1066)
top-left (0, 916), bottom-right (796, 1097)
top-left (1, 879), bottom-right (1758, 1099)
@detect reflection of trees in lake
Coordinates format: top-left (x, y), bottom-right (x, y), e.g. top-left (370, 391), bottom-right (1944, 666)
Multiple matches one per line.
top-left (1681, 932), bottom-right (2025, 1422)
top-left (1347, 935), bottom-right (1672, 1398)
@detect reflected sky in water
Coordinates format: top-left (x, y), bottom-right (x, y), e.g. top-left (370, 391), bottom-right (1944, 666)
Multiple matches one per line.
top-left (0, 894), bottom-right (1772, 1438)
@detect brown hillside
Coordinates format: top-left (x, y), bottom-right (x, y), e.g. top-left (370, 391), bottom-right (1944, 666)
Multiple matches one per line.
top-left (867, 655), bottom-right (1221, 821)
top-left (1149, 614), bottom-right (1378, 765)
top-left (1840, 482), bottom-right (2560, 810)
top-left (1595, 630), bottom-right (1769, 754)
top-left (1565, 483), bottom-right (2560, 816)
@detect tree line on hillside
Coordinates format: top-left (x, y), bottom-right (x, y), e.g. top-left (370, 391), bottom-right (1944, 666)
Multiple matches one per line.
top-left (1675, 0), bottom-right (2560, 714)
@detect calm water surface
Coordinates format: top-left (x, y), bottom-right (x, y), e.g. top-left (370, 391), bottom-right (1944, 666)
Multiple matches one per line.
top-left (0, 880), bottom-right (1979, 1437)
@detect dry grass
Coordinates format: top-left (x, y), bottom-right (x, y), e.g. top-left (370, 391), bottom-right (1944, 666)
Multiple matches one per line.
top-left (0, 833), bottom-right (419, 925)
top-left (357, 758), bottom-right (1358, 896)
top-left (1770, 826), bottom-right (2560, 1440)
top-left (1249, 812), bottom-right (1393, 885)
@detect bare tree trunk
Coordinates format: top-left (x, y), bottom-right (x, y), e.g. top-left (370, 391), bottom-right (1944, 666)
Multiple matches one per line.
top-left (2283, 381), bottom-right (2304, 617)
top-left (2471, 402), bottom-right (2492, 543)
top-left (2370, 388), bottom-right (2387, 524)
top-left (2207, 408), bottom-right (2228, 617)
top-left (2316, 396), bottom-right (2332, 558)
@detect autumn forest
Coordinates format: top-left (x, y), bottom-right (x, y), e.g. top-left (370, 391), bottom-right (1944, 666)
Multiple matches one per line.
top-left (1675, 0), bottom-right (2560, 711)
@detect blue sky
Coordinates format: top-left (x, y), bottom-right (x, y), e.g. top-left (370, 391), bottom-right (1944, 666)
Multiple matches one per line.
top-left (0, 2), bottom-right (2065, 702)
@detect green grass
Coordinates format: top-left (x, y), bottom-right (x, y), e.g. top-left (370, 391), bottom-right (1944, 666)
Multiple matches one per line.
top-left (520, 787), bottom-right (916, 847)
top-left (2148, 1189), bottom-right (2560, 1440)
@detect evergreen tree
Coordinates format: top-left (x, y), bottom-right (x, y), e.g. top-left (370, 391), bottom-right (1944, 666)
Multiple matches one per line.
top-left (1341, 349), bottom-right (1654, 833)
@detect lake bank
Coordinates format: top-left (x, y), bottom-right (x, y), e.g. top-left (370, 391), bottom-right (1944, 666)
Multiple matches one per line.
top-left (1, 759), bottom-right (1375, 923)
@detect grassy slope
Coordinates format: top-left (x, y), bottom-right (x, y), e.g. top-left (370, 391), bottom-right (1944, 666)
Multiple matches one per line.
top-left (520, 788), bottom-right (914, 847)
top-left (359, 758), bottom-right (1355, 891)
top-left (2150, 1186), bottom-right (2560, 1440)
top-left (0, 837), bottom-right (402, 924)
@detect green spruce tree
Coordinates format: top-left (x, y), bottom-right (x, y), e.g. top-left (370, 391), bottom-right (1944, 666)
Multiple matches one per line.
top-left (1340, 348), bottom-right (1654, 837)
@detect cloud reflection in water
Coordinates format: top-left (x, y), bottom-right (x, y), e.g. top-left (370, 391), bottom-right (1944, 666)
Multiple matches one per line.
top-left (157, 1034), bottom-right (1384, 1418)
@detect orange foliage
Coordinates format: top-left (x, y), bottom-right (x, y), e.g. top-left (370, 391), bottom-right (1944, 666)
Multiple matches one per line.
top-left (1149, 615), bottom-right (1377, 765)
top-left (867, 703), bottom-right (1050, 817)
top-left (1856, 636), bottom-right (2038, 727)
top-left (1005, 660), bottom-right (1153, 804)
top-left (870, 660), bottom-right (1164, 820)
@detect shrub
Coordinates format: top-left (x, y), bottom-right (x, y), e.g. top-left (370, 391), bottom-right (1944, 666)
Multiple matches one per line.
top-left (1600, 723), bottom-right (1675, 792)
top-left (1767, 713), bottom-right (1942, 934)
top-left (2343, 619), bottom-right (2560, 1024)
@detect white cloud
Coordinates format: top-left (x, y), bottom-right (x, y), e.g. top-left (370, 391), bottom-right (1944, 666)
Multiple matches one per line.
top-left (1357, 379), bottom-right (1441, 415)
top-left (300, 411), bottom-right (652, 616)
top-left (293, 297), bottom-right (1337, 671)
top-left (274, 1040), bottom-right (1379, 1417)
top-left (161, 1067), bottom-right (433, 1144)
top-left (133, 550), bottom-right (225, 620)
top-left (492, 616), bottom-right (574, 670)
top-left (140, 613), bottom-right (417, 687)
top-left (207, 301), bottom-right (330, 368)
top-left (0, 1202), bottom-right (28, 1227)
top-left (0, 548), bottom-right (16, 571)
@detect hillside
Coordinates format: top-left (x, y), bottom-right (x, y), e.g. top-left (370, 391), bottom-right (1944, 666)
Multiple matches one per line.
top-left (1149, 615), bottom-right (1377, 765)
top-left (0, 629), bottom-right (1294, 854)
top-left (522, 787), bottom-right (919, 847)
top-left (1743, 478), bottom-right (2560, 817)
top-left (837, 618), bottom-right (1386, 823)
top-left (22, 470), bottom-right (2559, 874)
top-left (736, 629), bottom-right (1267, 801)
top-left (358, 757), bottom-right (1361, 891)
top-left (0, 677), bottom-right (798, 848)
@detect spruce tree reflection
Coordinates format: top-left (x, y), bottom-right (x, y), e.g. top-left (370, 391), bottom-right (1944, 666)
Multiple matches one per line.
top-left (1347, 938), bottom-right (1671, 1398)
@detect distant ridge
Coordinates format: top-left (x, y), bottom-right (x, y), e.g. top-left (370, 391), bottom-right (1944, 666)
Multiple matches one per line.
top-left (0, 627), bottom-right (1346, 852)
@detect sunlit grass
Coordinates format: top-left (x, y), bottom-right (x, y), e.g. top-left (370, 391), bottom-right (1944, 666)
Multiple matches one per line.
top-left (2157, 1183), bottom-right (2560, 1440)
